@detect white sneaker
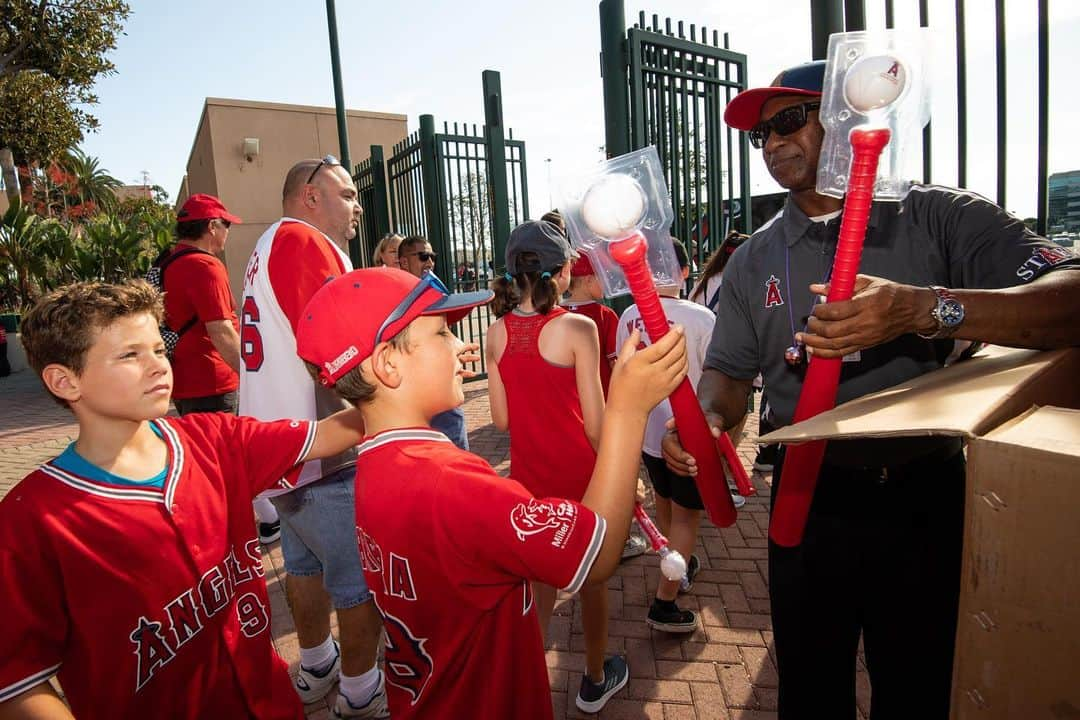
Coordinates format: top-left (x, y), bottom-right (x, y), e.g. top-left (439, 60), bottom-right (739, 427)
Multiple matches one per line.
top-left (730, 490), bottom-right (746, 509)
top-left (294, 641), bottom-right (341, 704)
top-left (333, 671), bottom-right (390, 718)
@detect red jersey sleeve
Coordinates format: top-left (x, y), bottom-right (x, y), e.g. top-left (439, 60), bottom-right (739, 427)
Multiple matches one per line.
top-left (0, 511), bottom-right (67, 703)
top-left (599, 305), bottom-right (619, 361)
top-left (170, 414), bottom-right (317, 498)
top-left (226, 415), bottom-right (317, 496)
top-left (267, 224), bottom-right (346, 333)
top-left (436, 454), bottom-right (606, 594)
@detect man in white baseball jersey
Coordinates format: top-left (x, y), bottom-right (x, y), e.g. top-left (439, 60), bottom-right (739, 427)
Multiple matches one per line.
top-left (239, 156), bottom-right (386, 718)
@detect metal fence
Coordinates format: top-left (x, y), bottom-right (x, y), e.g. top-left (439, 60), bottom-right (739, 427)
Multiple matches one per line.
top-left (362, 72), bottom-right (528, 379)
top-left (352, 145), bottom-right (391, 265)
top-left (601, 2), bottom-right (752, 290)
top-left (811, 0), bottom-right (1052, 234)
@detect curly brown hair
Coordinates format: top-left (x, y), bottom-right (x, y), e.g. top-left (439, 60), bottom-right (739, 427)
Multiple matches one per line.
top-left (20, 281), bottom-right (164, 406)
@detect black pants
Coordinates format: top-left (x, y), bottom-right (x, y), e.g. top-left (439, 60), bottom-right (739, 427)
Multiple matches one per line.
top-left (768, 445), bottom-right (966, 720)
top-left (174, 391), bottom-right (237, 416)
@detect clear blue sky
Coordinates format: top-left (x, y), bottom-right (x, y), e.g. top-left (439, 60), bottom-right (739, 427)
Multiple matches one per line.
top-left (79, 0), bottom-right (1080, 221)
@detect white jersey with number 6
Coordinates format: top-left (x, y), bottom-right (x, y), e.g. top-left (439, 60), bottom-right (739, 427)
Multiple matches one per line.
top-left (238, 217), bottom-right (355, 495)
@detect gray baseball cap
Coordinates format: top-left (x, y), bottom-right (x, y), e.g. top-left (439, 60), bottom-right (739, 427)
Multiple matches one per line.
top-left (505, 220), bottom-right (578, 274)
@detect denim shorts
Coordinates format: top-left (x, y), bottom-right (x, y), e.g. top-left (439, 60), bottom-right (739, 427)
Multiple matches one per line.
top-left (269, 466), bottom-right (371, 608)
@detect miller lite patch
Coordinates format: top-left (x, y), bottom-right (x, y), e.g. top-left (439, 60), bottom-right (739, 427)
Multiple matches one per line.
top-left (509, 499), bottom-right (579, 549)
top-left (764, 275), bottom-right (785, 308)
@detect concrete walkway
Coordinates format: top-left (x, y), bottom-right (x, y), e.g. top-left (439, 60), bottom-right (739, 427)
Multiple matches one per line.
top-left (0, 368), bottom-right (871, 719)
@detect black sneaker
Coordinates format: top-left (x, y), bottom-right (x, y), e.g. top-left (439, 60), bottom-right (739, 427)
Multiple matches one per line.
top-left (258, 519), bottom-right (281, 545)
top-left (576, 655), bottom-right (630, 713)
top-left (678, 554), bottom-right (700, 594)
top-left (753, 444), bottom-right (778, 472)
top-left (646, 598), bottom-right (699, 633)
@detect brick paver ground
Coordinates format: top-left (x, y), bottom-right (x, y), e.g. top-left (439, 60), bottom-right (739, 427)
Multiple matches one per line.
top-left (0, 368), bottom-right (872, 719)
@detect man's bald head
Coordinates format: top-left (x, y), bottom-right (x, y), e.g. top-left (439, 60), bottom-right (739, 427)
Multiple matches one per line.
top-left (282, 159), bottom-right (326, 202)
top-left (279, 157), bottom-right (361, 245)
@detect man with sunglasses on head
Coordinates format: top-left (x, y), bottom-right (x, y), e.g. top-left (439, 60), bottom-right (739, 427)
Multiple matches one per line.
top-left (662, 61), bottom-right (1080, 719)
top-left (397, 234), bottom-right (472, 450)
top-left (239, 157), bottom-right (389, 718)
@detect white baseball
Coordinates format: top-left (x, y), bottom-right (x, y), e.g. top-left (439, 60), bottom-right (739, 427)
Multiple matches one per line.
top-left (581, 174), bottom-right (647, 238)
top-left (660, 549), bottom-right (687, 581)
top-left (843, 54), bottom-right (907, 113)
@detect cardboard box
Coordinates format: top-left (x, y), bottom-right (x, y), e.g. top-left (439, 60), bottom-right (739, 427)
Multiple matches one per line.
top-left (762, 347), bottom-right (1080, 719)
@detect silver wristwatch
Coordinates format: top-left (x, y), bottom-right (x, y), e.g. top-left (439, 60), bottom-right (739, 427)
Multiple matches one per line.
top-left (917, 286), bottom-right (965, 339)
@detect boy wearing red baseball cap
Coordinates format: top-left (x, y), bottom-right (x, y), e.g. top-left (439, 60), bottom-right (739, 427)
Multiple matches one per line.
top-left (295, 267), bottom-right (688, 719)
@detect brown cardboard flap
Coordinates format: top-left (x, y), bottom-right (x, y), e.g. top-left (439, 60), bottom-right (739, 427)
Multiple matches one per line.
top-left (980, 405), bottom-right (1080, 457)
top-left (761, 347), bottom-right (1080, 445)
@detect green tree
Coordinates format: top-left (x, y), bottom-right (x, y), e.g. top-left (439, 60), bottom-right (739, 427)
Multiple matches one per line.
top-left (0, 0), bottom-right (131, 200)
top-left (61, 146), bottom-right (121, 210)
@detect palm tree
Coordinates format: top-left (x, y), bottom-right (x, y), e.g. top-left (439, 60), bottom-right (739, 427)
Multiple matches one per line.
top-left (61, 147), bottom-right (122, 213)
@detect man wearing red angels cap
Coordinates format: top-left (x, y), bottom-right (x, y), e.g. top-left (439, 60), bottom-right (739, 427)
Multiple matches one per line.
top-left (161, 193), bottom-right (243, 415)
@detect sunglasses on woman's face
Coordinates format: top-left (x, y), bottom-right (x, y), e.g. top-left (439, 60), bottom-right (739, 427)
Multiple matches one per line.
top-left (748, 102), bottom-right (821, 149)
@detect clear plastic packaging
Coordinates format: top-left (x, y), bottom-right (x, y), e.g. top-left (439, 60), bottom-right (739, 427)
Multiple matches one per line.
top-left (554, 147), bottom-right (681, 298)
top-left (816, 29), bottom-right (932, 201)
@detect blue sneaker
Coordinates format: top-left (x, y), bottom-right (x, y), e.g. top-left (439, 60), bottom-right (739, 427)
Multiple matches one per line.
top-left (576, 655), bottom-right (629, 713)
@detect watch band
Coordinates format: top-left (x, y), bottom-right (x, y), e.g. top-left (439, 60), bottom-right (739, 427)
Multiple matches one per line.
top-left (917, 286), bottom-right (962, 340)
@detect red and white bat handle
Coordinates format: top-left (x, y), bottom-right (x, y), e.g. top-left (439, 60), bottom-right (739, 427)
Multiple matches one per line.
top-left (633, 502), bottom-right (686, 581)
top-left (608, 232), bottom-right (744, 529)
top-left (769, 126), bottom-right (892, 548)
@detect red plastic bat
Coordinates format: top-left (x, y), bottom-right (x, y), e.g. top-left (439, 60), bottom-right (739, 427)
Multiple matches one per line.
top-left (769, 127), bottom-right (892, 547)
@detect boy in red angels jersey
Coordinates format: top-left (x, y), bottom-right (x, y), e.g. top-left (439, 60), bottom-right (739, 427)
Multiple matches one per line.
top-left (294, 267), bottom-right (688, 719)
top-left (0, 281), bottom-right (371, 720)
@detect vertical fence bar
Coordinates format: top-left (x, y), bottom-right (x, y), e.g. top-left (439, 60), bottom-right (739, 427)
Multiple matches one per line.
top-left (956, 0), bottom-right (968, 188)
top-left (369, 145), bottom-right (391, 239)
top-left (810, 0), bottom-right (844, 60)
top-left (844, 0), bottom-right (866, 31)
top-left (420, 114), bottom-right (450, 281)
top-left (600, 0), bottom-right (631, 159)
top-left (995, 0), bottom-right (1007, 209)
top-left (483, 70), bottom-right (512, 269)
top-left (884, 0), bottom-right (895, 28)
top-left (1036, 0), bottom-right (1049, 235)
top-left (919, 0), bottom-right (931, 184)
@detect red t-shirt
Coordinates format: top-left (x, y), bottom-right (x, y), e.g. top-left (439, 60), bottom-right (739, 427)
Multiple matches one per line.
top-left (0, 413), bottom-right (316, 719)
top-left (564, 301), bottom-right (618, 397)
top-left (163, 246), bottom-right (240, 400)
top-left (354, 429), bottom-right (606, 720)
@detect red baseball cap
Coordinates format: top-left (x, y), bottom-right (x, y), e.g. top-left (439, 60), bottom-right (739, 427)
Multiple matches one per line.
top-left (296, 268), bottom-right (493, 386)
top-left (570, 253), bottom-right (596, 277)
top-left (176, 193), bottom-right (242, 224)
top-left (723, 61), bottom-right (825, 131)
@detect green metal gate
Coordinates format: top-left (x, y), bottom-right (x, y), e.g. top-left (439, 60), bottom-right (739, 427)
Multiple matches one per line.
top-left (372, 71), bottom-right (528, 379)
top-left (602, 2), bottom-right (752, 282)
top-left (352, 145), bottom-right (391, 266)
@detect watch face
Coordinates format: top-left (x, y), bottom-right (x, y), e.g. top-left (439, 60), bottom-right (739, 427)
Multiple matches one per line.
top-left (940, 299), bottom-right (964, 327)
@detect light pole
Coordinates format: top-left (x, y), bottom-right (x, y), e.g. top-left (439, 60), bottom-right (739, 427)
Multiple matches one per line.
top-left (545, 158), bottom-right (553, 210)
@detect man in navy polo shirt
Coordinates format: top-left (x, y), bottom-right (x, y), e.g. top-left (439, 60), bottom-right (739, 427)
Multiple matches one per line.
top-left (664, 60), bottom-right (1080, 719)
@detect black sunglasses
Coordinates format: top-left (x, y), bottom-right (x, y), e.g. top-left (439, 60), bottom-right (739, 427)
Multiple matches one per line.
top-left (405, 251), bottom-right (437, 262)
top-left (306, 154), bottom-right (340, 185)
top-left (748, 102), bottom-right (821, 149)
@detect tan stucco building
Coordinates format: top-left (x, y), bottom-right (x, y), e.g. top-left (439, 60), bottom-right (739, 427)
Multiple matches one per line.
top-left (178, 97), bottom-right (407, 299)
